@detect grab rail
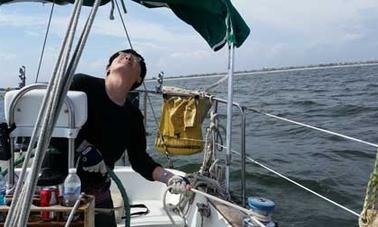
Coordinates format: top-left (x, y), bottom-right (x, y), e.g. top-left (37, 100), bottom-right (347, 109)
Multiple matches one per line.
top-left (6, 84), bottom-right (78, 189)
top-left (137, 87), bottom-right (377, 212)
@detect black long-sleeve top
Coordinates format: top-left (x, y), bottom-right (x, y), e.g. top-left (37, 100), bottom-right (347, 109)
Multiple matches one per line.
top-left (51, 74), bottom-right (160, 189)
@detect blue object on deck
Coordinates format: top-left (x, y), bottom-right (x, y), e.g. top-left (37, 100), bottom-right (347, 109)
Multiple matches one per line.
top-left (248, 196), bottom-right (275, 214)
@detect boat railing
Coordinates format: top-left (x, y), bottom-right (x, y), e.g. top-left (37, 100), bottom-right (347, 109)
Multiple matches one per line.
top-left (5, 84), bottom-right (87, 189)
top-left (137, 85), bottom-right (377, 218)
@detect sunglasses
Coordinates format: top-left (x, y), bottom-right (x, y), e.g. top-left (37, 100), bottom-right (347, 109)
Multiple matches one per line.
top-left (117, 52), bottom-right (143, 63)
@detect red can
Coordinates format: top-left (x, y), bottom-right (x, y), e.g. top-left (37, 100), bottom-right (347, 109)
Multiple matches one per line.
top-left (40, 187), bottom-right (59, 221)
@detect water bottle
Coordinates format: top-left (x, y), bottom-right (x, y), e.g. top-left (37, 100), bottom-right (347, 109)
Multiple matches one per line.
top-left (0, 167), bottom-right (6, 205)
top-left (63, 168), bottom-right (81, 207)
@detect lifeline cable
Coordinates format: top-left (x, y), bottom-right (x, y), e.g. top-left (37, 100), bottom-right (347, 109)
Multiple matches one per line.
top-left (35, 2), bottom-right (55, 83)
top-left (114, 0), bottom-right (133, 49)
top-left (227, 147), bottom-right (361, 217)
top-left (246, 106), bottom-right (378, 149)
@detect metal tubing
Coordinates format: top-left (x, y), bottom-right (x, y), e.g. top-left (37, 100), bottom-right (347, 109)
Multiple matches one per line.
top-left (15, 0), bottom-right (87, 224)
top-left (7, 85), bottom-right (76, 185)
top-left (8, 138), bottom-right (15, 188)
top-left (213, 100), bottom-right (219, 160)
top-left (7, 84), bottom-right (47, 192)
top-left (65, 97), bottom-right (76, 169)
top-left (7, 0), bottom-right (84, 223)
top-left (6, 83), bottom-right (51, 226)
top-left (18, 0), bottom-right (101, 222)
top-left (64, 193), bottom-right (84, 227)
top-left (225, 43), bottom-right (235, 192)
top-left (241, 107), bottom-right (246, 207)
top-left (143, 91), bottom-right (147, 130)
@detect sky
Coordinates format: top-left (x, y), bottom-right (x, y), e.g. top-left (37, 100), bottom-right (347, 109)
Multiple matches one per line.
top-left (0, 0), bottom-right (378, 87)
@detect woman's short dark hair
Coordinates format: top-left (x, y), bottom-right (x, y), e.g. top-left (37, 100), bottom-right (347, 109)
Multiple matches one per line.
top-left (107, 49), bottom-right (146, 90)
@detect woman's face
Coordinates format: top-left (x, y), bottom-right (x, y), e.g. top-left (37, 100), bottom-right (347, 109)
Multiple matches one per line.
top-left (107, 52), bottom-right (142, 85)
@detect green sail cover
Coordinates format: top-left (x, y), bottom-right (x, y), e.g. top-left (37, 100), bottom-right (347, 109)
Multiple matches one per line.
top-left (132, 0), bottom-right (250, 51)
top-left (0, 0), bottom-right (110, 7)
top-left (0, 0), bottom-right (250, 50)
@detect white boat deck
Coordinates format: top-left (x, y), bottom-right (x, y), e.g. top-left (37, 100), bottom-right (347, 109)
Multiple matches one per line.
top-left (111, 166), bottom-right (185, 227)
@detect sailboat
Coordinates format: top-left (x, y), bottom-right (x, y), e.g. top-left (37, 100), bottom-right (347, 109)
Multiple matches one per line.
top-left (1, 0), bottom-right (378, 226)
top-left (0, 0), bottom-right (268, 226)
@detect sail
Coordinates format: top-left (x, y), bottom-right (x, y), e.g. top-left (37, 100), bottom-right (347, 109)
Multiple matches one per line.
top-left (132, 0), bottom-right (250, 51)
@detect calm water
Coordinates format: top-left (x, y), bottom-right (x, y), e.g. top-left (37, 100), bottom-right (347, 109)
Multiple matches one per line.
top-left (1, 64), bottom-right (378, 226)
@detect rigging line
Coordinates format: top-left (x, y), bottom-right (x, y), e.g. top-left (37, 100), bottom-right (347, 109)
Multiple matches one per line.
top-left (35, 2), bottom-right (55, 83)
top-left (6, 0), bottom-right (83, 223)
top-left (114, 0), bottom-right (133, 49)
top-left (113, 0), bottom-right (170, 161)
top-left (144, 74), bottom-right (228, 83)
top-left (141, 83), bottom-right (160, 130)
top-left (190, 189), bottom-right (266, 227)
top-left (205, 74), bottom-right (229, 91)
top-left (145, 62), bottom-right (378, 83)
top-left (225, 148), bottom-right (361, 217)
top-left (360, 147), bottom-right (378, 222)
top-left (246, 107), bottom-right (378, 149)
top-left (13, 0), bottom-right (96, 223)
top-left (140, 91), bottom-right (376, 150)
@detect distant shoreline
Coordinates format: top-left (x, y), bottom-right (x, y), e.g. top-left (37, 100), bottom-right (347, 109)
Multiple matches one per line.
top-left (1, 60), bottom-right (378, 90)
top-left (146, 60), bottom-right (378, 82)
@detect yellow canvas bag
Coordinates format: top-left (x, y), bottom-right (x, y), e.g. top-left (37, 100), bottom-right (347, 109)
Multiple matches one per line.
top-left (155, 94), bottom-right (211, 155)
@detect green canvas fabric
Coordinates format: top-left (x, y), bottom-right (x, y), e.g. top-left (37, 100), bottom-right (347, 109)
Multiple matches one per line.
top-left (132, 0), bottom-right (250, 50)
top-left (0, 0), bottom-right (250, 50)
top-left (0, 0), bottom-right (110, 7)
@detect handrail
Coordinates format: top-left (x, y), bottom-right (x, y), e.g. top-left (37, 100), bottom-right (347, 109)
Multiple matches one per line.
top-left (135, 89), bottom-right (249, 206)
top-left (138, 89), bottom-right (377, 148)
top-left (6, 84), bottom-right (78, 189)
top-left (136, 87), bottom-right (377, 214)
top-left (7, 83), bottom-right (47, 189)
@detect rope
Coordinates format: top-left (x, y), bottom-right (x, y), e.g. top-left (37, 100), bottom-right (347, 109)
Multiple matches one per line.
top-left (190, 188), bottom-right (266, 227)
top-left (199, 111), bottom-right (225, 173)
top-left (113, 0), bottom-right (174, 166)
top-left (35, 2), bottom-right (55, 83)
top-left (112, 0), bottom-right (175, 166)
top-left (114, 0), bottom-right (175, 165)
top-left (205, 74), bottom-right (228, 92)
top-left (141, 83), bottom-right (174, 167)
top-left (162, 186), bottom-right (177, 226)
top-left (246, 107), bottom-right (378, 149)
top-left (360, 148), bottom-right (378, 226)
top-left (226, 147), bottom-right (361, 217)
top-left (114, 0), bottom-right (133, 49)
